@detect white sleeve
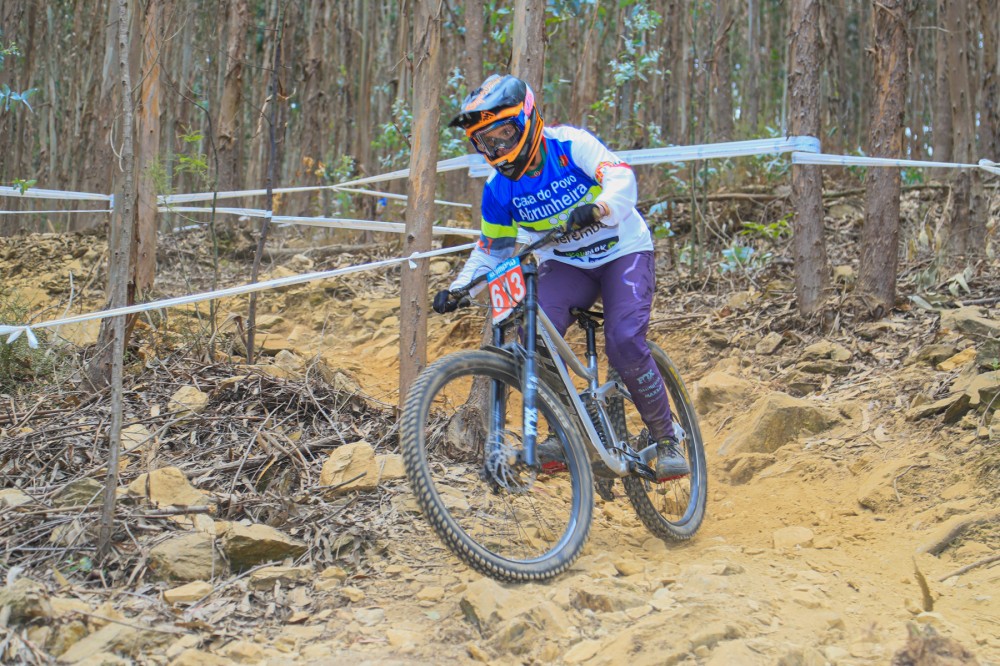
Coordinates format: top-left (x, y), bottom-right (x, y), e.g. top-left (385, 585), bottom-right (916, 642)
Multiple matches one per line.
top-left (449, 246), bottom-right (502, 295)
top-left (567, 128), bottom-right (638, 227)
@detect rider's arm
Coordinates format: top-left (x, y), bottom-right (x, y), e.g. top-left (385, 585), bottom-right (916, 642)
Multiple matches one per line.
top-left (567, 128), bottom-right (638, 227)
top-left (449, 182), bottom-right (517, 292)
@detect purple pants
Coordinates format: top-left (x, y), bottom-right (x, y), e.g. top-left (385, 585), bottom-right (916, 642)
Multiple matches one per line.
top-left (537, 251), bottom-right (673, 441)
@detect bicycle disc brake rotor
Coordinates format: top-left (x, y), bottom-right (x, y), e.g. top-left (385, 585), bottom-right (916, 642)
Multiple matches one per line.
top-left (483, 430), bottom-right (537, 494)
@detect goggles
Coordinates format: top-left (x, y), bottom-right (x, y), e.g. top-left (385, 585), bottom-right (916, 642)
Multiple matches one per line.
top-left (466, 105), bottom-right (528, 163)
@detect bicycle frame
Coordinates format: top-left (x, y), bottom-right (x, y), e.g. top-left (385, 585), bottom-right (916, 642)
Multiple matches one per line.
top-left (490, 262), bottom-right (639, 478)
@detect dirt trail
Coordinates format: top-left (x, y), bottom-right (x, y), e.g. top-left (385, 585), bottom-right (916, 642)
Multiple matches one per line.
top-left (1, 231), bottom-right (997, 665)
top-left (265, 316), bottom-right (998, 666)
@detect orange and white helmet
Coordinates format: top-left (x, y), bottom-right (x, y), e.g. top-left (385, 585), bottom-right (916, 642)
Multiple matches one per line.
top-left (449, 74), bottom-right (544, 181)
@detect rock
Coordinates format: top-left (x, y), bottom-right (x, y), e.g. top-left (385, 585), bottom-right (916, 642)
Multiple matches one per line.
top-left (148, 532), bottom-right (224, 581)
top-left (726, 290), bottom-right (755, 310)
top-left (460, 578), bottom-right (534, 630)
top-left (940, 306), bottom-right (1000, 339)
top-left (0, 578), bottom-right (52, 624)
top-left (218, 522), bottom-right (307, 571)
top-left (415, 585), bottom-right (445, 602)
top-left (248, 565), bottom-right (312, 590)
top-left (572, 584), bottom-right (646, 613)
top-left (719, 392), bottom-right (841, 456)
top-left (0, 487), bottom-right (32, 508)
top-left (773, 526), bottom-right (815, 549)
top-left (127, 466), bottom-right (210, 507)
top-left (796, 358), bottom-right (852, 376)
top-left (319, 566), bottom-right (349, 582)
top-left (121, 424), bottom-right (154, 452)
top-left (833, 265), bottom-right (855, 284)
top-left (167, 649), bottom-right (237, 666)
top-left (429, 260), bottom-right (452, 276)
top-left (977, 339), bottom-right (1000, 370)
top-left (966, 371), bottom-right (1000, 409)
top-left (273, 350), bottom-right (306, 376)
top-left (938, 348), bottom-right (977, 371)
top-left (52, 478), bottom-right (104, 508)
top-left (564, 639), bottom-right (602, 664)
top-left (57, 623), bottom-right (172, 663)
top-left (168, 386), bottom-right (210, 418)
top-left (755, 331), bottom-right (785, 355)
top-left (721, 452), bottom-right (777, 485)
top-left (56, 320), bottom-right (102, 347)
top-left (319, 442), bottom-right (403, 493)
top-left (340, 586), bottom-right (365, 602)
top-left (163, 581), bottom-right (213, 604)
top-left (777, 646), bottom-right (829, 666)
top-left (693, 372), bottom-right (753, 415)
top-left (489, 617), bottom-right (542, 656)
top-left (857, 460), bottom-right (911, 512)
top-left (912, 343), bottom-right (961, 366)
top-left (705, 639), bottom-right (768, 665)
top-left (218, 640), bottom-right (265, 663)
top-left (906, 394), bottom-right (961, 421)
top-left (50, 519), bottom-right (88, 547)
top-left (801, 340), bottom-right (852, 362)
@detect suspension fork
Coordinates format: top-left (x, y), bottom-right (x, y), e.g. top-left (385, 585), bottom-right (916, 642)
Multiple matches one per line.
top-left (519, 262), bottom-right (540, 466)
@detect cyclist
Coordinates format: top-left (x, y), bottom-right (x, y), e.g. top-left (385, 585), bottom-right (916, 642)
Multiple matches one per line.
top-left (432, 74), bottom-right (688, 481)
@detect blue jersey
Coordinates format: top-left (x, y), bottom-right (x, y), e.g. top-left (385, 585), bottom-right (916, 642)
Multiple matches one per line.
top-left (452, 125), bottom-right (653, 290)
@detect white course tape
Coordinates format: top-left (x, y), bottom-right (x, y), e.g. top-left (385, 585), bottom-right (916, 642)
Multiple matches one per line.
top-left (0, 243), bottom-right (476, 348)
top-left (0, 209), bottom-right (112, 215)
top-left (157, 206), bottom-right (479, 237)
top-left (330, 186), bottom-right (472, 209)
top-left (792, 152), bottom-right (1000, 177)
top-left (0, 186), bottom-right (112, 202)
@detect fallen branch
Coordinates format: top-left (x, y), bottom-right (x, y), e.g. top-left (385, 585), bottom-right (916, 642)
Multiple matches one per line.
top-left (938, 553), bottom-right (1000, 582)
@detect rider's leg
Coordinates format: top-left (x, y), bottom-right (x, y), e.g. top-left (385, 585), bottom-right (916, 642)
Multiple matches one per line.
top-left (599, 252), bottom-right (688, 479)
top-left (536, 260), bottom-right (601, 334)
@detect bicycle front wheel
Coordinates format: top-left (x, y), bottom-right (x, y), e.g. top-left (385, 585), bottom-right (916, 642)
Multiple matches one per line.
top-left (400, 349), bottom-right (594, 582)
top-left (612, 342), bottom-right (708, 541)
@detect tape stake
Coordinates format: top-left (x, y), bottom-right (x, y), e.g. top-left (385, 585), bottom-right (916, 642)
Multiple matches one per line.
top-left (24, 327), bottom-right (39, 349)
top-left (408, 252), bottom-right (419, 269)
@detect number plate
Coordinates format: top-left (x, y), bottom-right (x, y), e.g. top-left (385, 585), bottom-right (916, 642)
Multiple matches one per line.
top-left (486, 257), bottom-right (526, 324)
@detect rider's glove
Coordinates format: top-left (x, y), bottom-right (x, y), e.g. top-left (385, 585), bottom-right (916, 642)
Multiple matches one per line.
top-left (432, 289), bottom-right (459, 314)
top-left (566, 203), bottom-right (603, 232)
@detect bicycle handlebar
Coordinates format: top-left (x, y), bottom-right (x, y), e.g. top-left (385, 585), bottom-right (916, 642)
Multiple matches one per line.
top-left (449, 226), bottom-right (571, 298)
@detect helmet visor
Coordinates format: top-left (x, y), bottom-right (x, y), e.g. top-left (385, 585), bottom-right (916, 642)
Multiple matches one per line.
top-left (470, 117), bottom-right (525, 162)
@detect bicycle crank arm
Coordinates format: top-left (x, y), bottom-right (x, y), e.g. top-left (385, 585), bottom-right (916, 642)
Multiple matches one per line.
top-left (622, 442), bottom-right (659, 481)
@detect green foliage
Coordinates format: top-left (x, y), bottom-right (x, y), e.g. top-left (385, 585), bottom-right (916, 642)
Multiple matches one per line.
top-left (0, 290), bottom-right (56, 394)
top-left (740, 216), bottom-right (790, 243)
top-left (10, 178), bottom-right (35, 195)
top-left (0, 33), bottom-right (36, 113)
top-left (173, 129), bottom-right (211, 189)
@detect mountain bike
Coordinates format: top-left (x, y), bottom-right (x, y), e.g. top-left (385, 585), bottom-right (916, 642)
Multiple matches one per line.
top-left (400, 228), bottom-right (707, 582)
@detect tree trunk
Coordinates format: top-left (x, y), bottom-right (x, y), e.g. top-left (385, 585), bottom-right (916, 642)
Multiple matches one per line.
top-left (511, 0), bottom-right (546, 93)
top-left (133, 0), bottom-right (168, 297)
top-left (217, 0), bottom-right (248, 194)
top-left (788, 0), bottom-right (830, 317)
top-left (978, 0), bottom-right (1000, 162)
top-left (399, 0), bottom-right (442, 407)
top-left (945, 0), bottom-right (980, 257)
top-left (744, 0), bottom-right (761, 135)
top-left (932, 0), bottom-right (953, 168)
top-left (464, 0), bottom-right (485, 220)
top-left (97, 0), bottom-right (138, 558)
top-left (858, 0), bottom-right (909, 318)
top-left (710, 0), bottom-right (735, 142)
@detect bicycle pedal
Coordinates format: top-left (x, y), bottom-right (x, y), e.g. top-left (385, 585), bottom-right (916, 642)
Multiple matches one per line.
top-left (628, 460), bottom-right (658, 482)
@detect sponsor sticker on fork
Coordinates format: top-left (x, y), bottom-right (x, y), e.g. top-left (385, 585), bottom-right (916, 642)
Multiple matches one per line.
top-left (486, 257), bottom-right (526, 323)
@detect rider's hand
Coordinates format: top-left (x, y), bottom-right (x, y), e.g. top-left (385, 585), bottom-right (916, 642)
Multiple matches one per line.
top-left (566, 203), bottom-right (603, 232)
top-left (432, 289), bottom-right (459, 314)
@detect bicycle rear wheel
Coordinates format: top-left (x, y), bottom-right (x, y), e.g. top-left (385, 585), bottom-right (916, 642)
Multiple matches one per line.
top-left (611, 342), bottom-right (707, 540)
top-left (400, 349), bottom-right (594, 582)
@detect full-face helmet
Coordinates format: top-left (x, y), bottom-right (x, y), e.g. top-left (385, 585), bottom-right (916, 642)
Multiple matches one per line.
top-left (449, 74), bottom-right (544, 181)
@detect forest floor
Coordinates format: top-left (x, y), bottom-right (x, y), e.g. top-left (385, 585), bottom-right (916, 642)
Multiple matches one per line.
top-left (0, 188), bottom-right (998, 665)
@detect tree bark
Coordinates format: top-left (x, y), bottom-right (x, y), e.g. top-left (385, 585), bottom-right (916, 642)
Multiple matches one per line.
top-left (858, 0), bottom-right (909, 318)
top-left (98, 0), bottom-right (138, 558)
top-left (788, 0), bottom-right (831, 317)
top-left (464, 0), bottom-right (485, 219)
top-left (399, 0), bottom-right (442, 407)
top-left (932, 0), bottom-right (953, 167)
top-left (710, 0), bottom-right (735, 142)
top-left (978, 0), bottom-right (1000, 161)
top-left (511, 0), bottom-right (546, 93)
top-left (217, 0), bottom-right (248, 194)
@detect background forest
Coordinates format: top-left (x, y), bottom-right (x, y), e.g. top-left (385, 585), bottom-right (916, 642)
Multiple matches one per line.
top-left (1, 0), bottom-right (997, 231)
